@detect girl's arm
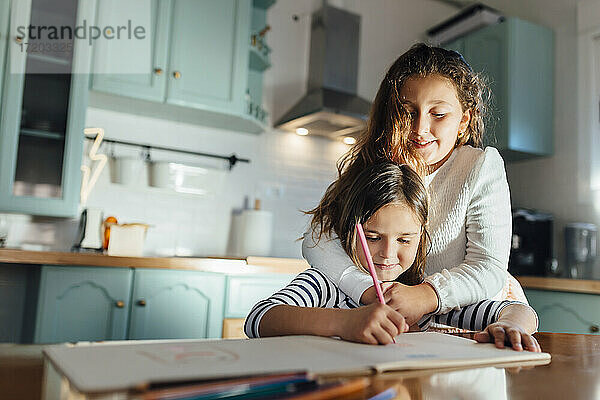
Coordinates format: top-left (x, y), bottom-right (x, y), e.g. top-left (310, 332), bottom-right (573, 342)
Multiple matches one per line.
top-left (244, 268), bottom-right (334, 339)
top-left (474, 304), bottom-right (540, 352)
top-left (258, 303), bottom-right (407, 344)
top-left (422, 300), bottom-right (540, 352)
top-left (302, 231), bottom-right (373, 303)
top-left (428, 300), bottom-right (538, 333)
top-left (244, 268), bottom-right (407, 344)
top-left (423, 147), bottom-right (511, 313)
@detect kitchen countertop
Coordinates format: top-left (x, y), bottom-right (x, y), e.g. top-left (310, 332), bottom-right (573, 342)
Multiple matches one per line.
top-left (0, 248), bottom-right (309, 275)
top-left (516, 276), bottom-right (600, 295)
top-left (2, 249), bottom-right (597, 292)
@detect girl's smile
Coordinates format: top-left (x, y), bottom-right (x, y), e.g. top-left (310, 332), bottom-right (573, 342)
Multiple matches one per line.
top-left (410, 139), bottom-right (436, 148)
top-left (374, 263), bottom-right (401, 271)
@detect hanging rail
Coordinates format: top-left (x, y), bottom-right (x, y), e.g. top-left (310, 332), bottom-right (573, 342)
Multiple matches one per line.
top-left (86, 137), bottom-right (250, 170)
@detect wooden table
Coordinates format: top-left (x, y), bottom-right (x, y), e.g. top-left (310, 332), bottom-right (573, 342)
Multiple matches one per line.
top-left (365, 333), bottom-right (600, 399)
top-left (2, 333), bottom-right (598, 399)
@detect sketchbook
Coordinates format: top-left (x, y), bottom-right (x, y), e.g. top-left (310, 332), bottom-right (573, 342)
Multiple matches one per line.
top-left (43, 332), bottom-right (551, 395)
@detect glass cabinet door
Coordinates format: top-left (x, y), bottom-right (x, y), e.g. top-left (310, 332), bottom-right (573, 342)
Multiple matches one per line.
top-left (13, 0), bottom-right (77, 199)
top-left (0, 0), bottom-right (93, 217)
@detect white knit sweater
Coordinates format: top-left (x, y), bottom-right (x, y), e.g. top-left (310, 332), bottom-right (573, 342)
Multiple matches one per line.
top-left (302, 145), bottom-right (511, 314)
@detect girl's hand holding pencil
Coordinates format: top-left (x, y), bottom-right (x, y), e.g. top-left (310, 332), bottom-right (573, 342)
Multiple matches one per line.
top-left (353, 223), bottom-right (409, 344)
top-left (338, 303), bottom-right (408, 345)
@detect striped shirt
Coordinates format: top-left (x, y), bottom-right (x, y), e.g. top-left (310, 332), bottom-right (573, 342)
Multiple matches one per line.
top-left (245, 268), bottom-right (523, 339)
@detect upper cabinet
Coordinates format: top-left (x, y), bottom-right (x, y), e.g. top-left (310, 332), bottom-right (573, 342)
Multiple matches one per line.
top-left (0, 0), bottom-right (9, 98)
top-left (0, 0), bottom-right (94, 217)
top-left (166, 0), bottom-right (249, 115)
top-left (91, 0), bottom-right (170, 102)
top-left (91, 0), bottom-right (272, 133)
top-left (446, 18), bottom-right (554, 161)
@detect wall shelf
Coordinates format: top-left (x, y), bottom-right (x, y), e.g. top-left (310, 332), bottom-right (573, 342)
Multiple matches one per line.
top-left (249, 45), bottom-right (271, 71)
top-left (20, 128), bottom-right (65, 141)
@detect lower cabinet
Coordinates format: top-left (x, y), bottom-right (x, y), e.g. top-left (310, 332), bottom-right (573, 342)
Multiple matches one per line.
top-left (34, 266), bottom-right (133, 343)
top-left (128, 268), bottom-right (225, 340)
top-left (223, 274), bottom-right (295, 339)
top-left (525, 289), bottom-right (600, 334)
top-left (34, 266), bottom-right (226, 343)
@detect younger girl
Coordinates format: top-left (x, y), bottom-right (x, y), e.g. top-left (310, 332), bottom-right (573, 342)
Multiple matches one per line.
top-left (303, 43), bottom-right (525, 325)
top-left (245, 162), bottom-right (539, 351)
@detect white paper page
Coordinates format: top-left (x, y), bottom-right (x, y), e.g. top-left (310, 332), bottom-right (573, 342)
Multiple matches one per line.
top-left (43, 333), bottom-right (550, 394)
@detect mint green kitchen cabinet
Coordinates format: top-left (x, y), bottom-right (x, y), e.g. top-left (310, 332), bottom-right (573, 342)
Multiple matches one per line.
top-left (245, 0), bottom-right (274, 125)
top-left (90, 0), bottom-right (171, 102)
top-left (90, 0), bottom-right (272, 133)
top-left (31, 265), bottom-right (294, 343)
top-left (525, 289), bottom-right (600, 334)
top-left (0, 0), bottom-right (94, 217)
top-left (34, 266), bottom-right (133, 344)
top-left (0, 0), bottom-right (9, 99)
top-left (128, 269), bottom-right (226, 340)
top-left (224, 274), bottom-right (295, 318)
top-left (445, 18), bottom-right (554, 161)
top-left (0, 264), bottom-right (37, 342)
top-left (166, 0), bottom-right (250, 115)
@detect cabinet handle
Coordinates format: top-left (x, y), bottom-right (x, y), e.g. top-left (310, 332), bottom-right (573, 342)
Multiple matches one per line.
top-left (154, 68), bottom-right (163, 75)
top-left (115, 300), bottom-right (125, 308)
top-left (137, 299), bottom-right (146, 307)
top-left (590, 325), bottom-right (599, 333)
top-left (173, 71), bottom-right (181, 79)
top-left (15, 36), bottom-right (23, 44)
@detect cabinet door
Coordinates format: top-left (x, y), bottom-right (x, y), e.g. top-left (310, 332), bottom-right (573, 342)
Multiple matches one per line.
top-left (34, 266), bottom-right (133, 343)
top-left (525, 289), bottom-right (600, 334)
top-left (0, 0), bottom-right (94, 217)
top-left (90, 0), bottom-right (170, 102)
top-left (0, 0), bottom-right (9, 99)
top-left (505, 18), bottom-right (554, 157)
top-left (166, 0), bottom-right (249, 114)
top-left (462, 22), bottom-right (508, 151)
top-left (444, 38), bottom-right (465, 56)
top-left (224, 274), bottom-right (295, 318)
top-left (129, 269), bottom-right (226, 340)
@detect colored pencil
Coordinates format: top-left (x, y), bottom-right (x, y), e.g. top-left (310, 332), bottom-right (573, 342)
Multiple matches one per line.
top-left (138, 372), bottom-right (311, 400)
top-left (368, 386), bottom-right (398, 400)
top-left (283, 377), bottom-right (369, 400)
top-left (356, 223), bottom-right (386, 305)
top-left (356, 223), bottom-right (396, 343)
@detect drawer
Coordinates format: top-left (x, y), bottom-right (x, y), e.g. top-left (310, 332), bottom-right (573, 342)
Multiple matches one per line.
top-left (225, 274), bottom-right (295, 318)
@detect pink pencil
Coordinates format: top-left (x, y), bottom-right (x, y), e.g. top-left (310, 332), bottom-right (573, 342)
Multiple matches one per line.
top-left (355, 222), bottom-right (396, 343)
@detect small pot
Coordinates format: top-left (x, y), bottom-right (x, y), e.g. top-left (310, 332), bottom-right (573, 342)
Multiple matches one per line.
top-left (110, 157), bottom-right (142, 185)
top-left (148, 161), bottom-right (173, 188)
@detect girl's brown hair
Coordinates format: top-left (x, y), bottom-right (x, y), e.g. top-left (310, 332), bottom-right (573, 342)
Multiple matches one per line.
top-left (308, 43), bottom-right (487, 281)
top-left (307, 162), bottom-right (429, 285)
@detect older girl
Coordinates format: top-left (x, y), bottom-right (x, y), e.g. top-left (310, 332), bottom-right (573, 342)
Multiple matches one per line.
top-left (303, 43), bottom-right (524, 325)
top-left (246, 162), bottom-right (539, 351)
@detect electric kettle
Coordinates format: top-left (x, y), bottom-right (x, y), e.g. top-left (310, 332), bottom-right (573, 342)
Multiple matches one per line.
top-left (74, 207), bottom-right (104, 251)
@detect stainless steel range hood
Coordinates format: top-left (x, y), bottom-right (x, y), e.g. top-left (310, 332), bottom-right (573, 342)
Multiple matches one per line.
top-left (275, 5), bottom-right (371, 139)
